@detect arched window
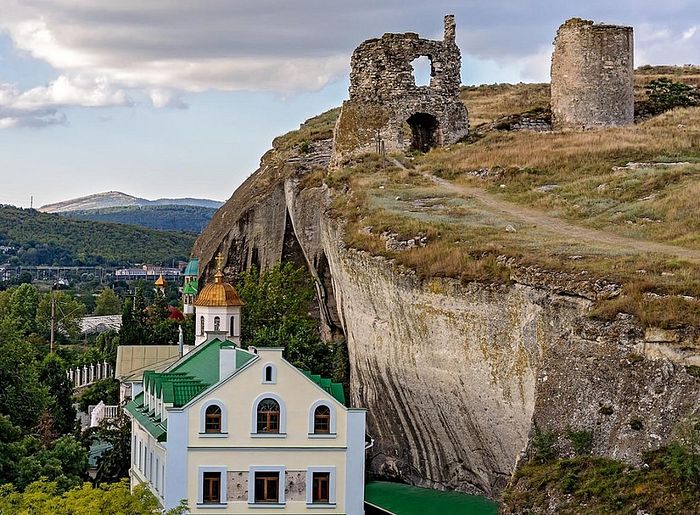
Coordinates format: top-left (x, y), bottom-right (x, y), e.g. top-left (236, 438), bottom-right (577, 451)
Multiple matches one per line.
top-left (200, 316), bottom-right (205, 336)
top-left (230, 316), bottom-right (235, 336)
top-left (313, 405), bottom-right (331, 434)
top-left (205, 405), bottom-right (222, 433)
top-left (262, 363), bottom-right (276, 384)
top-left (214, 316), bottom-right (220, 331)
top-left (256, 398), bottom-right (280, 434)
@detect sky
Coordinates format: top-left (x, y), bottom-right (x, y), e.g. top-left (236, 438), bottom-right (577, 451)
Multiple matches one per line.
top-left (0, 1), bottom-right (698, 208)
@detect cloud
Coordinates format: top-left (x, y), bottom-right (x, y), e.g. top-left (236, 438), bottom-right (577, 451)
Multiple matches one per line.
top-left (0, 75), bottom-right (130, 128)
top-left (0, 0), bottom-right (698, 129)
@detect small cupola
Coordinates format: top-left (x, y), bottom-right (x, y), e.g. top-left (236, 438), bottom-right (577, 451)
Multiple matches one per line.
top-left (192, 253), bottom-right (244, 346)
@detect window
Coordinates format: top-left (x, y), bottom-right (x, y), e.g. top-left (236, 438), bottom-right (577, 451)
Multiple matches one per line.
top-left (205, 405), bottom-right (222, 433)
top-left (199, 316), bottom-right (205, 335)
top-left (256, 398), bottom-right (279, 433)
top-left (214, 316), bottom-right (220, 331)
top-left (254, 472), bottom-right (279, 503)
top-left (312, 472), bottom-right (330, 503)
top-left (202, 472), bottom-right (221, 504)
top-left (313, 405), bottom-right (331, 434)
top-left (262, 363), bottom-right (276, 384)
top-left (230, 316), bottom-right (236, 336)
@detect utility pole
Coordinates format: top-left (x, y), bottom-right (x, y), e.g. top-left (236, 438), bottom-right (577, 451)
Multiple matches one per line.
top-left (50, 285), bottom-right (56, 353)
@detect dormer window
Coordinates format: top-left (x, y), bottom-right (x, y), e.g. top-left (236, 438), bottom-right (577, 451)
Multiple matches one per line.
top-left (205, 405), bottom-right (222, 433)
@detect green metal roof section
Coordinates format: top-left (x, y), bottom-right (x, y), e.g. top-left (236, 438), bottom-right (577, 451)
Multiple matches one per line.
top-left (182, 281), bottom-right (198, 295)
top-left (169, 338), bottom-right (223, 386)
top-left (125, 393), bottom-right (168, 442)
top-left (236, 348), bottom-right (256, 369)
top-left (364, 482), bottom-right (499, 515)
top-left (184, 258), bottom-right (199, 277)
top-left (301, 370), bottom-right (346, 405)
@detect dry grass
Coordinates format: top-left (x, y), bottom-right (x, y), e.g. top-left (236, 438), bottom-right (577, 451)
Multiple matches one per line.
top-left (460, 83), bottom-right (550, 127)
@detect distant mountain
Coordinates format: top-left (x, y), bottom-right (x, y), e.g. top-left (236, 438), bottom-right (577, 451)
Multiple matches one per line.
top-left (39, 191), bottom-right (222, 213)
top-left (0, 205), bottom-right (195, 267)
top-left (63, 205), bottom-right (217, 234)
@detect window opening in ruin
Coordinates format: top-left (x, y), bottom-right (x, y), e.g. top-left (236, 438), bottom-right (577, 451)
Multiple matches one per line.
top-left (407, 112), bottom-right (439, 152)
top-left (411, 56), bottom-right (432, 87)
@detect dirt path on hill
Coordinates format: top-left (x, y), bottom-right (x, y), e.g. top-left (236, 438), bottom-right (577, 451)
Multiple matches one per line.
top-left (424, 173), bottom-right (700, 261)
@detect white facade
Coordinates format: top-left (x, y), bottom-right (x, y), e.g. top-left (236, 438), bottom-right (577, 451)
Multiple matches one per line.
top-left (127, 344), bottom-right (366, 514)
top-left (194, 305), bottom-right (241, 346)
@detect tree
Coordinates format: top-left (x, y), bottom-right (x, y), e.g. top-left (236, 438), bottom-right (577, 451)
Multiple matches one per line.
top-left (237, 263), bottom-right (334, 377)
top-left (96, 330), bottom-right (120, 365)
top-left (6, 284), bottom-right (39, 336)
top-left (36, 291), bottom-right (85, 342)
top-left (77, 378), bottom-right (119, 413)
top-left (0, 479), bottom-right (188, 515)
top-left (14, 434), bottom-right (88, 492)
top-left (0, 332), bottom-right (48, 430)
top-left (120, 299), bottom-right (139, 344)
top-left (83, 411), bottom-right (131, 483)
top-left (38, 353), bottom-right (76, 435)
top-left (94, 288), bottom-right (122, 316)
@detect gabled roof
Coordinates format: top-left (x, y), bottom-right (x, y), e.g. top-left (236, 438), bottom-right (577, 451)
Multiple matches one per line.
top-left (182, 280), bottom-right (199, 295)
top-left (126, 393), bottom-right (167, 442)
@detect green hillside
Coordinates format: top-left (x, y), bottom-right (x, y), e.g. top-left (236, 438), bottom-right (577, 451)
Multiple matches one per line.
top-left (63, 204), bottom-right (217, 234)
top-left (0, 205), bottom-right (195, 266)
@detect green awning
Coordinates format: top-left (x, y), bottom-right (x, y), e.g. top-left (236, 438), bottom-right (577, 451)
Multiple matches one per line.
top-left (364, 482), bottom-right (499, 515)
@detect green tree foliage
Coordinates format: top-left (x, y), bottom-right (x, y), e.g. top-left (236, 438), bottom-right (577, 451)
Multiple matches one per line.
top-left (83, 411), bottom-right (131, 483)
top-left (0, 479), bottom-right (188, 514)
top-left (646, 78), bottom-right (700, 115)
top-left (237, 264), bottom-right (334, 377)
top-left (36, 291), bottom-right (86, 341)
top-left (64, 204), bottom-right (217, 233)
top-left (38, 354), bottom-right (76, 435)
top-left (119, 286), bottom-right (180, 346)
top-left (0, 205), bottom-right (195, 266)
top-left (7, 284), bottom-right (39, 336)
top-left (96, 330), bottom-right (120, 365)
top-left (0, 331), bottom-right (48, 430)
top-left (14, 434), bottom-right (88, 492)
top-left (94, 288), bottom-right (122, 316)
top-left (77, 378), bottom-right (119, 413)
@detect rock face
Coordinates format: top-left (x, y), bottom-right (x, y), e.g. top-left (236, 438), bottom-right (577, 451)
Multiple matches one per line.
top-left (331, 15), bottom-right (469, 166)
top-left (551, 18), bottom-right (634, 130)
top-left (194, 139), bottom-right (700, 498)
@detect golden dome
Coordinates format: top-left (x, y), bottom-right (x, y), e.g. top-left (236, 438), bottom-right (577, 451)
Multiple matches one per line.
top-left (193, 270), bottom-right (244, 307)
top-left (154, 274), bottom-right (167, 287)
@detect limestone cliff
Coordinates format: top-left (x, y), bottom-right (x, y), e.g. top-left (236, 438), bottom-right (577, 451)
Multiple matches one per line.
top-left (193, 129), bottom-right (700, 499)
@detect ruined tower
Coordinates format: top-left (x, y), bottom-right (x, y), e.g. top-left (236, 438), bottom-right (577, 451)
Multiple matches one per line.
top-left (551, 18), bottom-right (634, 130)
top-left (331, 15), bottom-right (469, 166)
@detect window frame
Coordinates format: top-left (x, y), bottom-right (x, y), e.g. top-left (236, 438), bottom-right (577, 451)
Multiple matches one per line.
top-left (199, 400), bottom-right (228, 436)
top-left (198, 466), bottom-right (228, 507)
top-left (199, 315), bottom-right (205, 336)
top-left (204, 405), bottom-right (222, 433)
top-left (213, 316), bottom-right (220, 331)
top-left (250, 393), bottom-right (286, 437)
top-left (305, 466), bottom-right (336, 506)
top-left (261, 362), bottom-right (276, 384)
top-left (248, 466), bottom-right (285, 506)
top-left (308, 400), bottom-right (337, 437)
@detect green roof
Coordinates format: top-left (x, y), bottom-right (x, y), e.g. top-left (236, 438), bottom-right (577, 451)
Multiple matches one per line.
top-left (183, 280), bottom-right (198, 295)
top-left (126, 393), bottom-right (168, 442)
top-left (184, 258), bottom-right (199, 277)
top-left (301, 370), bottom-right (346, 405)
top-left (364, 482), bottom-right (499, 515)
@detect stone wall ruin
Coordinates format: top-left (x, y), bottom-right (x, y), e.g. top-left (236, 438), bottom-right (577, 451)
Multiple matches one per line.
top-left (331, 15), bottom-right (469, 166)
top-left (551, 18), bottom-right (634, 130)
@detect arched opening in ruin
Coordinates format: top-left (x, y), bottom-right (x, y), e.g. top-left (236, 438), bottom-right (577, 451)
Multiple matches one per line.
top-left (407, 112), bottom-right (439, 152)
top-left (410, 56), bottom-right (432, 87)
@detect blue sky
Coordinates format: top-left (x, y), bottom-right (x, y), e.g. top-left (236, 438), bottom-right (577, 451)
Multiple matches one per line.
top-left (0, 1), bottom-right (698, 208)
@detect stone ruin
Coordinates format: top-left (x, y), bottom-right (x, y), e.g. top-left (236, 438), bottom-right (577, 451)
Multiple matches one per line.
top-left (551, 18), bottom-right (634, 130)
top-left (331, 15), bottom-right (469, 167)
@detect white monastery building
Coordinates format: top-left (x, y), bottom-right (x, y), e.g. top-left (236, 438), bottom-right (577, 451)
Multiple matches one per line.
top-left (125, 257), bottom-right (367, 514)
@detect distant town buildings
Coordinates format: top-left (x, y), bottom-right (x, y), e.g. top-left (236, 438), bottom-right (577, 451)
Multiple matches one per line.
top-left (115, 265), bottom-right (182, 281)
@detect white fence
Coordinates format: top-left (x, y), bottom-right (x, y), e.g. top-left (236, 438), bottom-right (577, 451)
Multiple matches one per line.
top-left (68, 361), bottom-right (113, 389)
top-left (89, 401), bottom-right (120, 428)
